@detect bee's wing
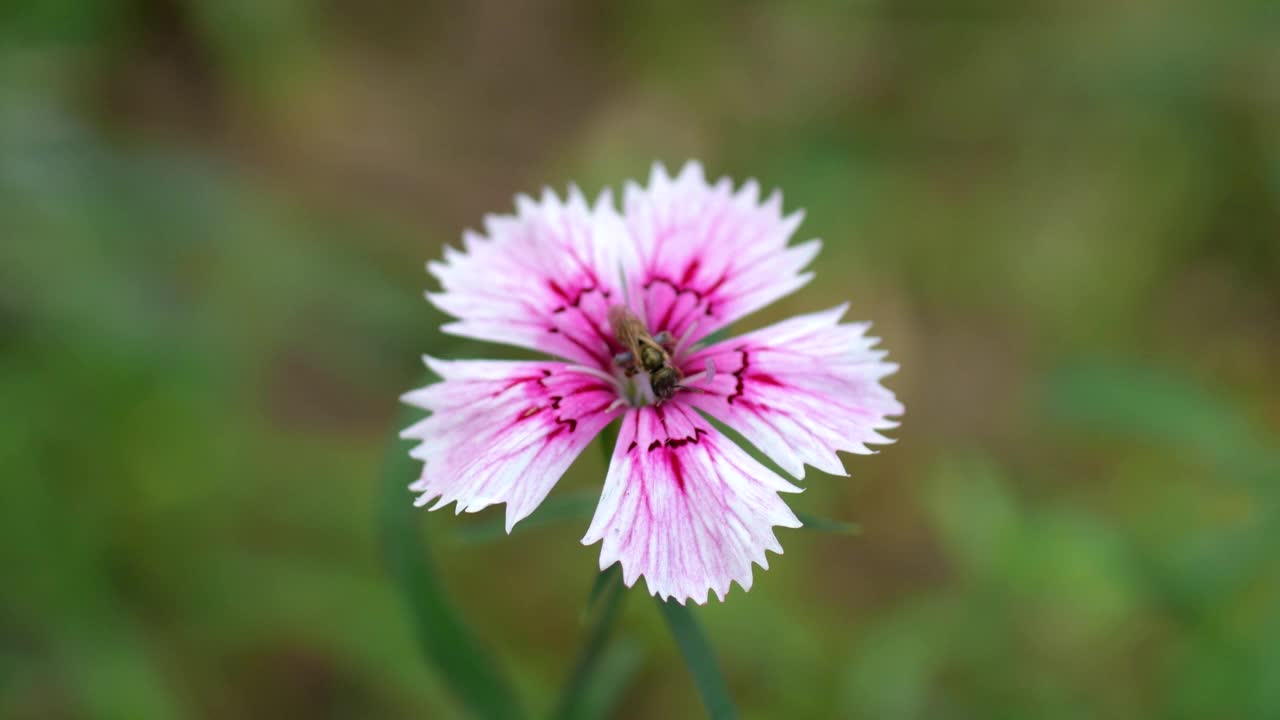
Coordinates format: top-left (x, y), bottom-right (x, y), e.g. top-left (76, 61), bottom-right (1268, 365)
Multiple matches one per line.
top-left (607, 305), bottom-right (645, 353)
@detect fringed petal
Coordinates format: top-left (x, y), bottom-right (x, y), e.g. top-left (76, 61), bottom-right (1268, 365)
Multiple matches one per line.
top-left (427, 187), bottom-right (629, 369)
top-left (620, 161), bottom-right (820, 346)
top-left (402, 358), bottom-right (623, 531)
top-left (582, 403), bottom-right (801, 604)
top-left (681, 305), bottom-right (902, 480)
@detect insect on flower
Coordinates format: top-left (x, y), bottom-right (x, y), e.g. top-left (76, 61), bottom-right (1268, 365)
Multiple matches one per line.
top-left (608, 304), bottom-right (685, 403)
top-left (402, 161), bottom-right (903, 604)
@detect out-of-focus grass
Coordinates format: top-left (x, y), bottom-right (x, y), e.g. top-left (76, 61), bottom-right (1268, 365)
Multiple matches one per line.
top-left (2, 1), bottom-right (1278, 718)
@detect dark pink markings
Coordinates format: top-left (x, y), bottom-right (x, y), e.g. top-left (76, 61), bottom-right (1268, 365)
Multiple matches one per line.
top-left (663, 427), bottom-right (708, 449)
top-left (641, 270), bottom-right (729, 333)
top-left (705, 345), bottom-right (782, 406)
top-left (619, 406), bottom-right (711, 496)
top-left (547, 416), bottom-right (578, 438)
top-left (581, 390), bottom-right (808, 602)
top-left (548, 281), bottom-right (612, 314)
top-left (547, 278), bottom-right (569, 300)
top-left (493, 368), bottom-right (552, 398)
top-left (668, 451), bottom-right (687, 493)
top-left (541, 278), bottom-right (617, 367)
top-left (504, 370), bottom-right (618, 441)
top-left (727, 347), bottom-right (749, 404)
top-left (679, 258), bottom-right (701, 286)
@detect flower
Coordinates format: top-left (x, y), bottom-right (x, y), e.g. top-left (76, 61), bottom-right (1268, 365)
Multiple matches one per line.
top-left (402, 161), bottom-right (902, 604)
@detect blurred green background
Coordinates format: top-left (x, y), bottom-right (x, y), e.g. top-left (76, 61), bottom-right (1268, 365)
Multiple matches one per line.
top-left (3, 1), bottom-right (1279, 718)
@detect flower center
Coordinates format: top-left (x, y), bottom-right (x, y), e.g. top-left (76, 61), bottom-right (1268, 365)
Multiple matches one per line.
top-left (615, 369), bottom-right (659, 407)
top-left (605, 304), bottom-right (687, 406)
top-left (602, 314), bottom-right (716, 408)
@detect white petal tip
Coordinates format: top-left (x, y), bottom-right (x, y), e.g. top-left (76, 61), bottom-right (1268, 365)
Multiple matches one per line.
top-left (593, 187), bottom-right (615, 210)
top-left (650, 162), bottom-right (671, 185)
top-left (680, 160), bottom-right (707, 184)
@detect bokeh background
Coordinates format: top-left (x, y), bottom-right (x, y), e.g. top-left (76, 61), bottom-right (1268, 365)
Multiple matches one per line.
top-left (4, 2), bottom-right (1279, 718)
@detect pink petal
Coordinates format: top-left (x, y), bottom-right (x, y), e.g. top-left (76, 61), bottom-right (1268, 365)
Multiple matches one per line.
top-left (582, 404), bottom-right (802, 604)
top-left (427, 187), bottom-right (629, 369)
top-left (401, 357), bottom-right (623, 532)
top-left (620, 161), bottom-right (820, 345)
top-left (680, 305), bottom-right (903, 480)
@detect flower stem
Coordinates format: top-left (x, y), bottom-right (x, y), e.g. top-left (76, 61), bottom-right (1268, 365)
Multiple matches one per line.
top-left (381, 390), bottom-right (524, 720)
top-left (657, 600), bottom-right (739, 720)
top-left (551, 564), bottom-right (626, 720)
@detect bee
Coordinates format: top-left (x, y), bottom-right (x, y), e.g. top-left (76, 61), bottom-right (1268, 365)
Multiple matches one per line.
top-left (608, 305), bottom-right (682, 402)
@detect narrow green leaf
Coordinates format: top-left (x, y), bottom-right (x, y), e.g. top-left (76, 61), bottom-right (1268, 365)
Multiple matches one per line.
top-left (583, 562), bottom-right (623, 620)
top-left (451, 490), bottom-right (599, 545)
top-left (553, 564), bottom-right (627, 720)
top-left (795, 511), bottom-right (861, 535)
top-left (380, 399), bottom-right (524, 720)
top-left (562, 640), bottom-right (644, 720)
top-left (657, 599), bottom-right (738, 720)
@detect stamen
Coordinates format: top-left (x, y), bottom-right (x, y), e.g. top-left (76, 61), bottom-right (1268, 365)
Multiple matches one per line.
top-left (681, 371), bottom-right (707, 386)
top-left (562, 364), bottom-right (624, 390)
top-left (678, 359), bottom-right (717, 389)
top-left (672, 317), bottom-right (702, 357)
top-left (631, 372), bottom-right (656, 406)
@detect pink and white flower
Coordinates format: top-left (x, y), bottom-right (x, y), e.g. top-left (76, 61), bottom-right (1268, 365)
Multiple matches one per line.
top-left (403, 161), bottom-right (902, 604)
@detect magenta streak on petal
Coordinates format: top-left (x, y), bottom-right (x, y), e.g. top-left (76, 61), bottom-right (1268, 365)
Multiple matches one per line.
top-left (647, 426), bottom-right (709, 493)
top-left (574, 309), bottom-right (621, 361)
top-left (482, 388), bottom-right (597, 464)
top-left (543, 280), bottom-right (617, 368)
top-left (545, 326), bottom-right (602, 366)
top-left (654, 402), bottom-right (670, 437)
top-left (548, 281), bottom-right (612, 314)
top-left (673, 277), bottom-right (729, 341)
top-left (659, 427), bottom-right (709, 493)
top-left (680, 258), bottom-right (700, 286)
top-left (677, 306), bottom-right (903, 481)
top-left (549, 383), bottom-right (608, 409)
top-left (427, 187), bottom-right (629, 367)
top-left (640, 274), bottom-right (728, 336)
top-left (487, 367), bottom-right (559, 400)
top-left (581, 403), bottom-right (801, 604)
top-left (402, 359), bottom-right (625, 531)
top-left (693, 355), bottom-right (791, 431)
top-left (727, 347), bottom-right (748, 404)
top-left (664, 428), bottom-right (708, 449)
top-left (548, 282), bottom-right (613, 340)
top-left (668, 451), bottom-right (686, 495)
top-left (548, 416), bottom-right (578, 437)
top-left (751, 373), bottom-right (785, 387)
top-left (547, 278), bottom-right (569, 301)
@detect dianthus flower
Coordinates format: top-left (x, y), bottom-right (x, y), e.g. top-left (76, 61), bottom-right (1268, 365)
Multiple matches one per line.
top-left (402, 162), bottom-right (902, 604)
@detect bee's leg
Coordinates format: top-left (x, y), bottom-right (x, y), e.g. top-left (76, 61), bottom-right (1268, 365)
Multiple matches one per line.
top-left (613, 351), bottom-right (637, 375)
top-left (653, 331), bottom-right (675, 351)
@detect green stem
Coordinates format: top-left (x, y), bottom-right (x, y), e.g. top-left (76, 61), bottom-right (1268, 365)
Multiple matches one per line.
top-left (380, 395), bottom-right (524, 720)
top-left (657, 599), bottom-right (739, 720)
top-left (551, 564), bottom-right (626, 720)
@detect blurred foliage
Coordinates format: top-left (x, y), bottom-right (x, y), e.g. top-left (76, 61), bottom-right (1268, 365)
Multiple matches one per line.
top-left (2, 1), bottom-right (1278, 718)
